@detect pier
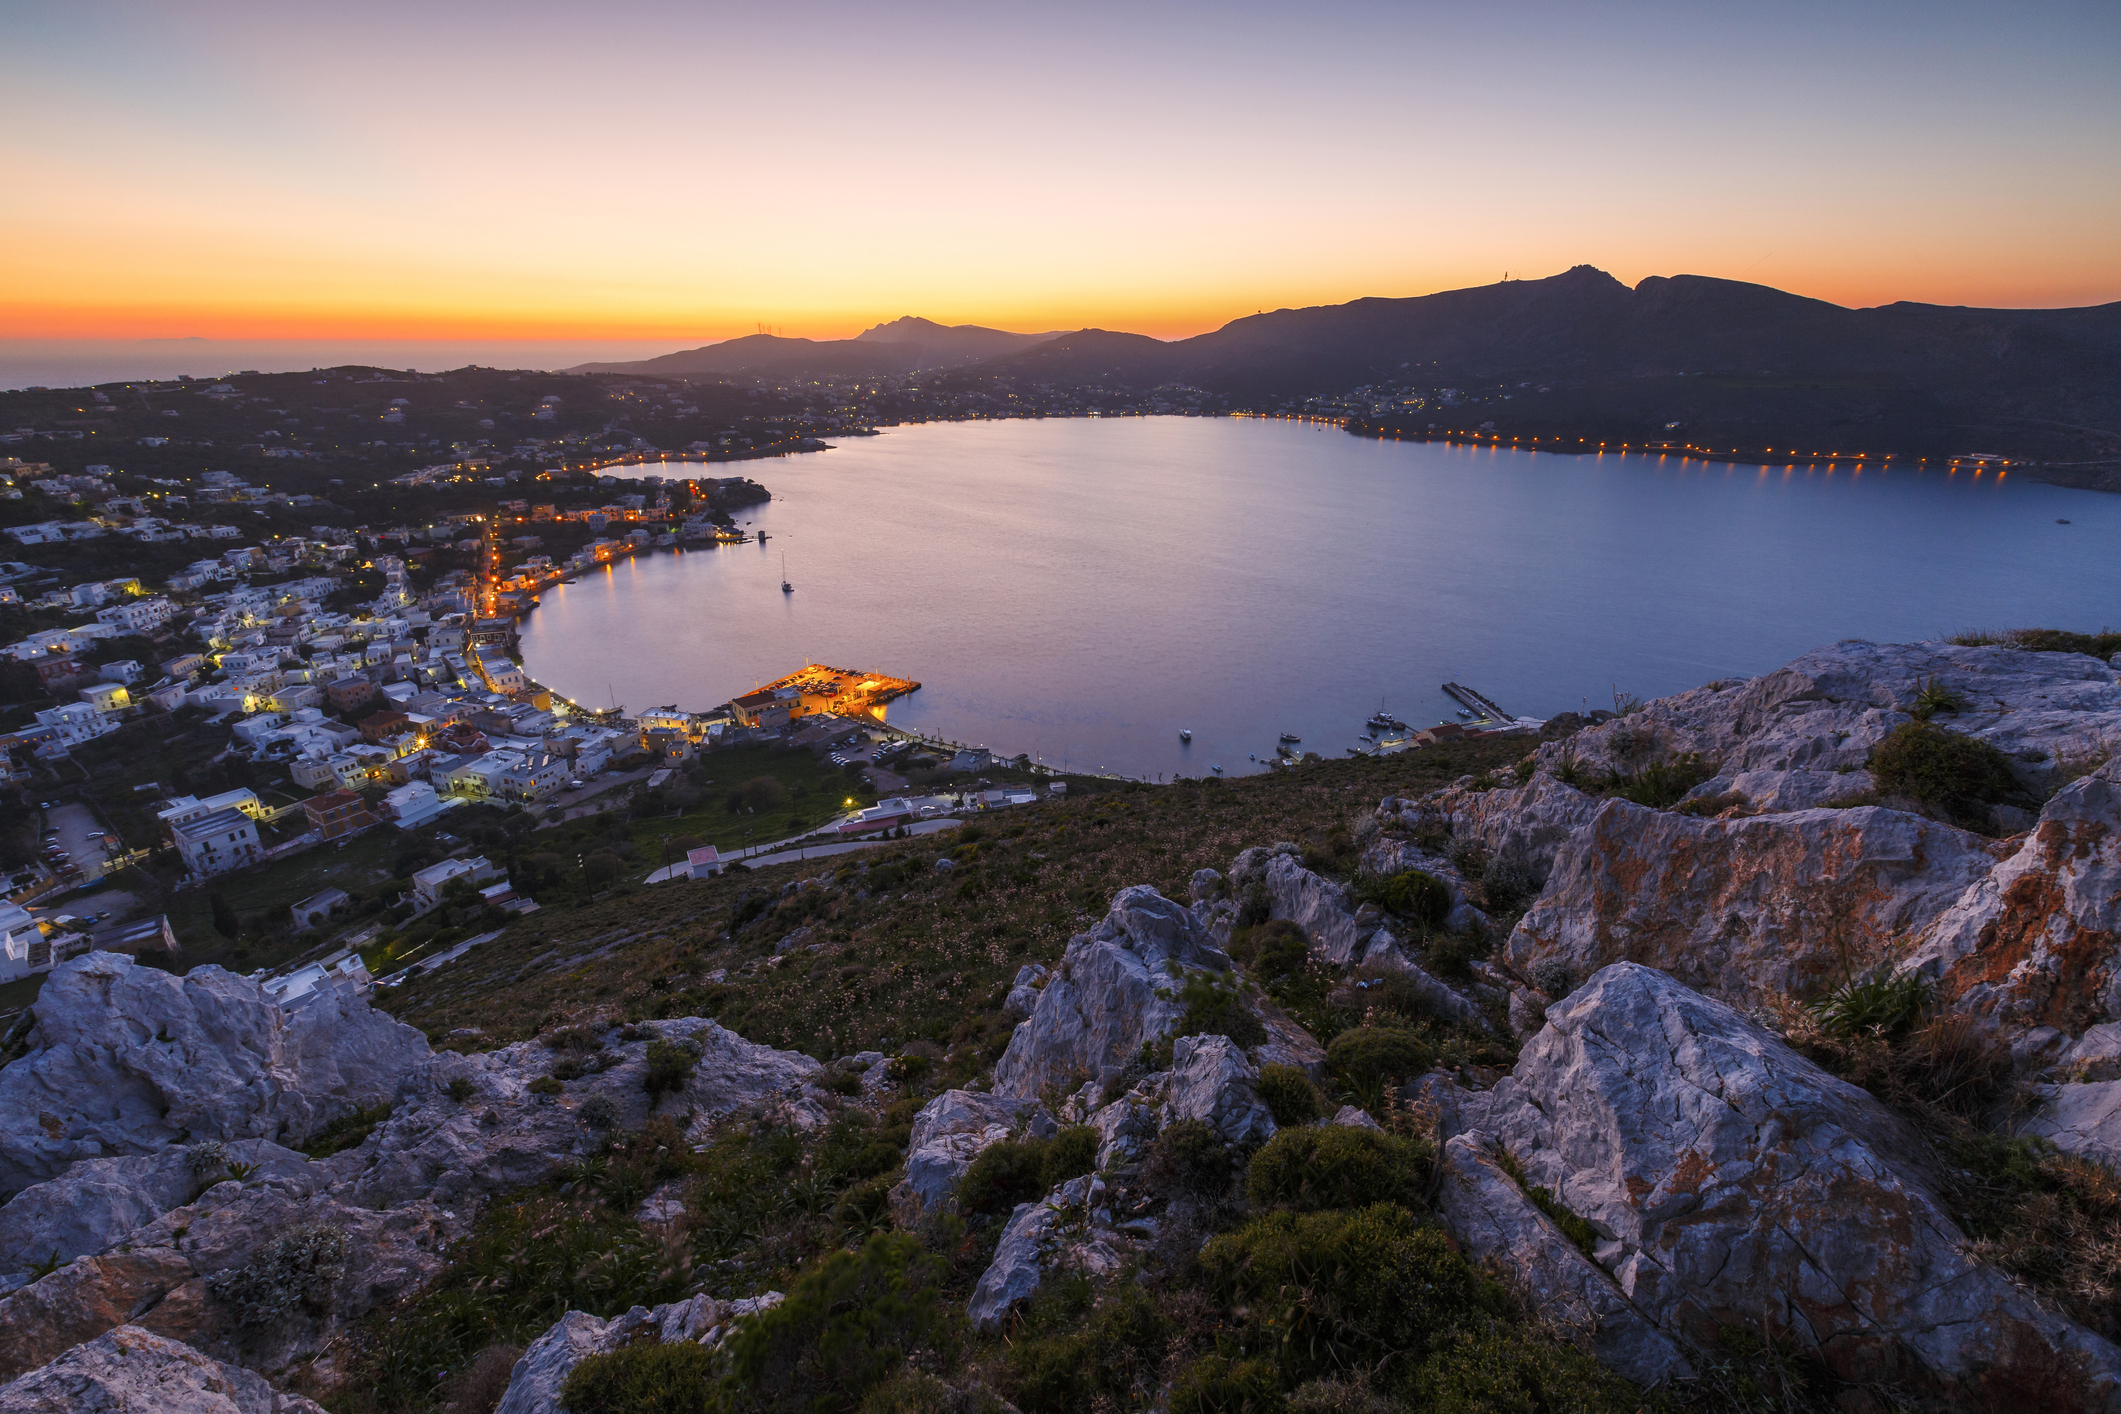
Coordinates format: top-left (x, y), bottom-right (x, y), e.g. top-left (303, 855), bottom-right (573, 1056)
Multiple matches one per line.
top-left (1442, 681), bottom-right (1511, 721)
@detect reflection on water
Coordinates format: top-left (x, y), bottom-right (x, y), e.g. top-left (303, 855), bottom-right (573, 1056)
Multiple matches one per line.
top-left (516, 418), bottom-right (2121, 779)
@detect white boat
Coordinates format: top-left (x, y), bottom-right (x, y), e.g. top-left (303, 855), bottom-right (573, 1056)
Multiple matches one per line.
top-left (1179, 728), bottom-right (1192, 741)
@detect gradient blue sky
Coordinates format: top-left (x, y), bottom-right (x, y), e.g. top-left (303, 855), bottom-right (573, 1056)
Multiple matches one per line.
top-left (4, 0), bottom-right (2117, 341)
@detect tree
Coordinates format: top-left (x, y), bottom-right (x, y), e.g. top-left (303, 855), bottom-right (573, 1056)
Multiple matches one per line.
top-left (583, 852), bottom-right (623, 887)
top-left (209, 891), bottom-right (240, 939)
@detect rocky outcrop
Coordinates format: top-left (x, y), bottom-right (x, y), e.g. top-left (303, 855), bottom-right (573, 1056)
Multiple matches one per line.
top-left (1410, 772), bottom-right (1603, 878)
top-left (1434, 1133), bottom-right (1689, 1387)
top-left (1002, 964), bottom-right (1048, 1021)
top-left (0, 954), bottom-right (429, 1199)
top-left (493, 1292), bottom-right (781, 1414)
top-left (0, 1141), bottom-right (326, 1280)
top-left (1443, 963), bottom-right (2121, 1404)
top-left (0, 1324), bottom-right (327, 1414)
top-left (1905, 758), bottom-right (2121, 1039)
top-left (347, 1017), bottom-right (820, 1210)
top-left (993, 887), bottom-right (1232, 1100)
top-left (1530, 640), bottom-right (2121, 797)
top-left (1259, 854), bottom-right (1367, 965)
top-left (1506, 801), bottom-right (2003, 1008)
top-left (1159, 1036), bottom-right (1274, 1147)
top-left (892, 1090), bottom-right (1046, 1220)
top-left (966, 1174), bottom-right (1126, 1334)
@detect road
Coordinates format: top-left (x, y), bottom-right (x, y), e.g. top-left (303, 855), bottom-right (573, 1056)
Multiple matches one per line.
top-left (643, 817), bottom-right (965, 881)
top-left (42, 801), bottom-right (116, 881)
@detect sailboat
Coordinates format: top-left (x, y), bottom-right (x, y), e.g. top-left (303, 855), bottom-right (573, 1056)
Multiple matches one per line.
top-left (780, 552), bottom-right (793, 594)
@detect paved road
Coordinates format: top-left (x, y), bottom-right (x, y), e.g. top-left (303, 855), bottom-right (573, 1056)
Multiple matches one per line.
top-left (41, 801), bottom-right (115, 881)
top-left (644, 817), bottom-right (965, 881)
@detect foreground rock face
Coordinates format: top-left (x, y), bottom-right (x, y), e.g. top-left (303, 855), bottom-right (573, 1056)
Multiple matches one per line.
top-left (1532, 640), bottom-right (2121, 799)
top-left (1906, 757), bottom-right (2121, 1038)
top-left (1507, 801), bottom-right (2004, 1007)
top-left (0, 955), bottom-right (430, 1199)
top-left (0, 1324), bottom-right (328, 1414)
top-left (892, 1090), bottom-right (1047, 1220)
top-left (1443, 963), bottom-right (2121, 1404)
top-left (994, 887), bottom-right (1233, 1099)
top-left (1159, 1035), bottom-right (1274, 1147)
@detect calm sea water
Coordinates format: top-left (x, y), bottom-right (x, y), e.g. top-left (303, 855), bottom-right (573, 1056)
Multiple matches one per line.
top-left (516, 417), bottom-right (2121, 779)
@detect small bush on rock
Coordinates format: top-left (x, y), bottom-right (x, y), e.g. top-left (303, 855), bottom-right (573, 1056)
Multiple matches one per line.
top-left (1324, 1027), bottom-right (1430, 1107)
top-left (1006, 1286), bottom-right (1169, 1413)
top-left (642, 1039), bottom-right (700, 1099)
top-left (558, 1340), bottom-right (720, 1414)
top-left (530, 1074), bottom-right (563, 1095)
top-left (1176, 971), bottom-right (1267, 1048)
top-left (445, 1075), bottom-right (477, 1102)
top-left (1869, 720), bottom-right (2021, 829)
top-left (1255, 1064), bottom-right (1326, 1127)
top-left (1404, 1321), bottom-right (1646, 1413)
top-left (1246, 1125), bottom-right (1431, 1212)
top-left (1371, 870), bottom-right (1451, 930)
top-left (207, 1222), bottom-right (349, 1327)
top-left (579, 1095), bottom-right (618, 1129)
top-left (1811, 971), bottom-right (1929, 1039)
top-left (957, 1127), bottom-right (1097, 1218)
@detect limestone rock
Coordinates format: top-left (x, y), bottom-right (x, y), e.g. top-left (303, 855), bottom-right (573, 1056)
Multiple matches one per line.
top-left (1507, 800), bottom-right (2002, 1008)
top-left (1678, 767), bottom-right (1873, 815)
top-left (0, 1141), bottom-right (320, 1281)
top-left (1416, 772), bottom-right (1602, 879)
top-left (1449, 962), bottom-right (2121, 1401)
top-left (1159, 1036), bottom-right (1274, 1147)
top-left (966, 1175), bottom-right (1101, 1333)
top-left (1530, 640), bottom-right (2121, 795)
top-left (892, 1090), bottom-right (1042, 1219)
top-left (1329, 1105), bottom-right (1381, 1131)
top-left (0, 954), bottom-right (429, 1199)
top-left (1434, 1133), bottom-right (1689, 1387)
top-left (0, 1248), bottom-right (197, 1383)
top-left (2021, 1081), bottom-right (2121, 1166)
top-left (0, 1324), bottom-right (326, 1414)
top-left (1261, 854), bottom-right (1367, 966)
top-left (1188, 868), bottom-right (1224, 902)
top-left (494, 1294), bottom-right (734, 1414)
top-left (992, 887), bottom-right (1231, 1100)
top-left (1085, 1077), bottom-right (1164, 1169)
top-left (1905, 757), bottom-right (2121, 1037)
top-left (1002, 964), bottom-right (1048, 1021)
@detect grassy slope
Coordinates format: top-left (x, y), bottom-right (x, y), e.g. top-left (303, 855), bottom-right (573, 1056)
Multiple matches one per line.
top-left (380, 736), bottom-right (1531, 1054)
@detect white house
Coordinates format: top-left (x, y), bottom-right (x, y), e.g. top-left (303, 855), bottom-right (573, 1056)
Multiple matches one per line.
top-left (96, 596), bottom-right (177, 634)
top-left (32, 701), bottom-right (119, 749)
top-left (77, 681), bottom-right (131, 713)
top-left (410, 855), bottom-right (501, 913)
top-left (686, 845), bottom-right (725, 879)
top-left (171, 807), bottom-right (261, 877)
top-left (157, 788), bottom-right (265, 836)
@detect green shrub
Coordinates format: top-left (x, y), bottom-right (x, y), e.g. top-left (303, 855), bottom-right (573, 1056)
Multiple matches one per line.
top-left (642, 1039), bottom-right (700, 1099)
top-left (558, 1340), bottom-right (720, 1414)
top-left (1006, 1287), bottom-right (1169, 1413)
top-left (1247, 921), bottom-right (1312, 984)
top-left (1142, 1117), bottom-right (1234, 1198)
top-left (1373, 870), bottom-right (1450, 929)
top-left (1177, 972), bottom-right (1267, 1048)
top-left (832, 1175), bottom-right (896, 1238)
top-left (727, 1232), bottom-right (955, 1413)
top-left (1605, 752), bottom-right (1714, 809)
top-left (1246, 1125), bottom-right (1430, 1212)
top-left (1168, 1354), bottom-right (1286, 1414)
top-left (1255, 1064), bottom-right (1326, 1127)
top-left (530, 1075), bottom-right (563, 1095)
top-left (205, 1223), bottom-right (349, 1327)
top-left (957, 1127), bottom-right (1098, 1217)
top-left (1811, 971), bottom-right (1930, 1039)
top-left (445, 1076), bottom-right (477, 1103)
top-left (1203, 1205), bottom-right (1501, 1386)
top-left (1324, 1027), bottom-right (1430, 1106)
top-left (1869, 720), bottom-right (2020, 828)
top-left (1404, 1321), bottom-right (1646, 1413)
top-left (1910, 676), bottom-right (1969, 722)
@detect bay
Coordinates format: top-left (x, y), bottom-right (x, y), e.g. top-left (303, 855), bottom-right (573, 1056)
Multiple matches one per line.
top-left (515, 417), bottom-right (2121, 779)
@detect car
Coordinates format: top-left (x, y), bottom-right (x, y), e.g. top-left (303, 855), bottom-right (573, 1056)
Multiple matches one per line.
top-left (568, 779), bottom-right (586, 790)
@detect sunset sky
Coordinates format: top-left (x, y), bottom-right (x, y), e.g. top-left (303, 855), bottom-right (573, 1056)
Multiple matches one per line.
top-left (5, 0), bottom-right (2117, 347)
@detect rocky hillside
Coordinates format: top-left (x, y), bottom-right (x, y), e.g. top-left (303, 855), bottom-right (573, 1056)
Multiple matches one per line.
top-left (2, 636), bottom-right (2119, 1413)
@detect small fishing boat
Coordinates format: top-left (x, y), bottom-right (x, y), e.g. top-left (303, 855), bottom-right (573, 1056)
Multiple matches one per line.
top-left (1210, 763), bottom-right (1224, 773)
top-left (2058, 518), bottom-right (2073, 524)
top-left (1179, 729), bottom-right (1192, 742)
top-left (1279, 732), bottom-right (1301, 743)
top-left (780, 553), bottom-right (793, 594)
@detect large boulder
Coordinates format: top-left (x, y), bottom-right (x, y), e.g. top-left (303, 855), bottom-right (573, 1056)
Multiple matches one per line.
top-left (0, 954), bottom-right (429, 1199)
top-left (1904, 757), bottom-right (2121, 1039)
top-left (1433, 1133), bottom-right (1689, 1387)
top-left (1159, 1036), bottom-right (1274, 1147)
top-left (0, 1141), bottom-right (324, 1281)
top-left (1529, 640), bottom-right (2121, 796)
top-left (993, 887), bottom-right (1232, 1100)
top-left (1411, 771), bottom-right (1604, 878)
top-left (493, 1294), bottom-right (743, 1414)
top-left (1506, 801), bottom-right (2003, 1008)
top-left (1445, 963), bottom-right (2121, 1403)
top-left (0, 1324), bottom-right (327, 1414)
top-left (966, 1174), bottom-right (1114, 1334)
top-left (892, 1090), bottom-right (1045, 1220)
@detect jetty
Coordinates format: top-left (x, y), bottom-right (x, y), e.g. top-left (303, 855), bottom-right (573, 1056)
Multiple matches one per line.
top-left (1442, 681), bottom-right (1510, 721)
